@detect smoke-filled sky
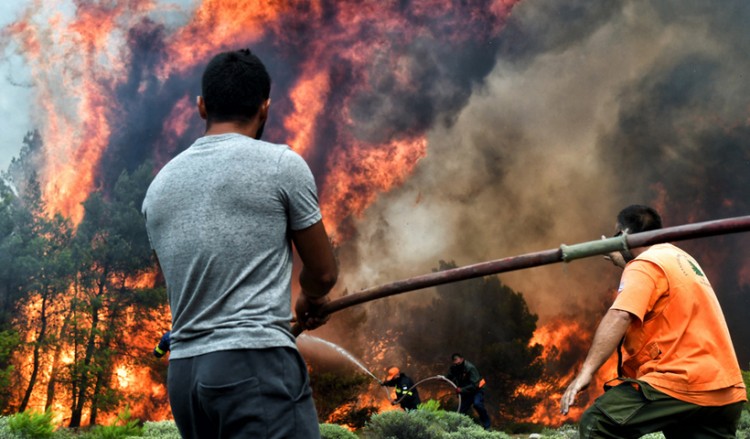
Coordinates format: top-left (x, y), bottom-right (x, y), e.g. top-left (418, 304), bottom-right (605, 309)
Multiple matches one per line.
top-left (1, 0), bottom-right (750, 369)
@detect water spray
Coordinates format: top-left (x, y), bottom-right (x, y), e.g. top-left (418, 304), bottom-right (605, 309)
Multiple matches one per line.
top-left (298, 334), bottom-right (383, 384)
top-left (298, 334), bottom-right (392, 402)
top-left (298, 335), bottom-right (466, 411)
top-left (292, 215), bottom-right (750, 336)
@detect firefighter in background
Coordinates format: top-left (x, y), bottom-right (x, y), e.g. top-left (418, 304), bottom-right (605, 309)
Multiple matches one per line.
top-left (446, 353), bottom-right (491, 429)
top-left (153, 331), bottom-right (171, 358)
top-left (382, 367), bottom-right (421, 411)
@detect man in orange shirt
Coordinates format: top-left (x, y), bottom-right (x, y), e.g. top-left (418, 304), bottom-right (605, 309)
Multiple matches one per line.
top-left (560, 205), bottom-right (746, 438)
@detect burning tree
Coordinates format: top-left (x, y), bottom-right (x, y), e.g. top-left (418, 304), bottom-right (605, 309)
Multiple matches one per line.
top-left (63, 164), bottom-right (158, 427)
top-left (0, 151), bottom-right (168, 427)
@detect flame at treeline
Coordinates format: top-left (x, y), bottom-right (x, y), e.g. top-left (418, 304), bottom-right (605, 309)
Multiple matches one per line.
top-left (4, 0), bottom-right (750, 430)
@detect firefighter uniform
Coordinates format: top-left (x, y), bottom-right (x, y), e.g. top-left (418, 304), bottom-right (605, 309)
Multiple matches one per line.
top-left (382, 367), bottom-right (421, 411)
top-left (447, 355), bottom-right (491, 429)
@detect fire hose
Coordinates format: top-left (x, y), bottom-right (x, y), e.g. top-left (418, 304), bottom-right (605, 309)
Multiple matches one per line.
top-left (388, 375), bottom-right (462, 412)
top-left (291, 214), bottom-right (750, 336)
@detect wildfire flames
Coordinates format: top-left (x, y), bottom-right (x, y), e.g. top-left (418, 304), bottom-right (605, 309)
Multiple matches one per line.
top-left (520, 319), bottom-right (619, 426)
top-left (3, 0), bottom-right (750, 431)
top-left (5, 0), bottom-right (514, 238)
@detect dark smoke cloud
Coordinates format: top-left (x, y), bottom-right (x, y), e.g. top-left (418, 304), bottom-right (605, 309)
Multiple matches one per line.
top-left (100, 19), bottom-right (182, 190)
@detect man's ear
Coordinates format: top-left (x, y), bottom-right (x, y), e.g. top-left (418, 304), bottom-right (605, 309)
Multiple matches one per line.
top-left (258, 98), bottom-right (271, 122)
top-left (197, 96), bottom-right (208, 120)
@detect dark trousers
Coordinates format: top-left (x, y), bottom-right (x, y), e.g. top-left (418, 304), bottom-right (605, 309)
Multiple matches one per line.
top-left (399, 394), bottom-right (420, 411)
top-left (459, 390), bottom-right (491, 429)
top-left (580, 381), bottom-right (744, 439)
top-left (168, 347), bottom-right (320, 439)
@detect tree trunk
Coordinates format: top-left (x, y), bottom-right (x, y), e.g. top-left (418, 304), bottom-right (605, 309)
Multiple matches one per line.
top-left (19, 288), bottom-right (49, 412)
top-left (68, 286), bottom-right (102, 428)
top-left (45, 306), bottom-right (73, 410)
top-left (90, 280), bottom-right (125, 426)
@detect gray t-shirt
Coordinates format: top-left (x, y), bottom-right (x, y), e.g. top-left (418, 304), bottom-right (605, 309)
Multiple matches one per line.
top-left (142, 133), bottom-right (322, 359)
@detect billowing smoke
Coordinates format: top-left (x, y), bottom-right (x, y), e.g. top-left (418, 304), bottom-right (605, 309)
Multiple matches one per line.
top-left (307, 2), bottom-right (750, 423)
top-left (334, 0), bottom-right (750, 369)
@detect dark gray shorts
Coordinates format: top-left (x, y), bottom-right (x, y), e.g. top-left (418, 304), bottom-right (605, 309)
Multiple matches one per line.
top-left (168, 347), bottom-right (320, 439)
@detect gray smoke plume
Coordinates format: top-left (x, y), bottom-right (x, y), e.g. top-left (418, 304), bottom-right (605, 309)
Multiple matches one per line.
top-left (328, 0), bottom-right (750, 369)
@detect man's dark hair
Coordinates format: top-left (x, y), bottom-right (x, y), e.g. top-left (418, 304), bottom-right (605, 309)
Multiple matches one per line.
top-left (617, 205), bottom-right (663, 234)
top-left (451, 353), bottom-right (463, 360)
top-left (201, 49), bottom-right (271, 124)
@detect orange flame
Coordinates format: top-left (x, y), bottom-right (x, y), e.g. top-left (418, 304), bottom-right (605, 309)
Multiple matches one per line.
top-left (284, 68), bottom-right (331, 158)
top-left (160, 0), bottom-right (282, 78)
top-left (321, 136), bottom-right (427, 235)
top-left (6, 1), bottom-right (154, 225)
top-left (519, 319), bottom-right (619, 426)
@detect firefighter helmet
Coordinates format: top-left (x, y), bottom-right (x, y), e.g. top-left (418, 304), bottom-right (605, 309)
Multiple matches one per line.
top-left (386, 367), bottom-right (400, 381)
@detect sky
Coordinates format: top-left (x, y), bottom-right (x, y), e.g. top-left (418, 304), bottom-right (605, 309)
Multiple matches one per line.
top-left (0, 0), bottom-right (32, 171)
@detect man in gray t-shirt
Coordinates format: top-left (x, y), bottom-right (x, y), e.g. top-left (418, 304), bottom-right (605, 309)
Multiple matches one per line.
top-left (142, 49), bottom-right (338, 439)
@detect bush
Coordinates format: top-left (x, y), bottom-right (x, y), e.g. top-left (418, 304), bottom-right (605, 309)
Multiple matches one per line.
top-left (738, 409), bottom-right (750, 430)
top-left (540, 424), bottom-right (578, 438)
top-left (82, 407), bottom-right (141, 439)
top-left (139, 421), bottom-right (181, 438)
top-left (0, 416), bottom-right (14, 439)
top-left (319, 423), bottom-right (358, 439)
top-left (6, 409), bottom-right (55, 438)
top-left (364, 408), bottom-right (507, 439)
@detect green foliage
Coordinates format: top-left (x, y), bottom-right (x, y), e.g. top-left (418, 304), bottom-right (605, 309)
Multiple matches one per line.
top-left (540, 424), bottom-right (579, 438)
top-left (138, 421), bottom-right (180, 439)
top-left (364, 408), bottom-right (507, 439)
top-left (737, 409), bottom-right (750, 439)
top-left (0, 416), bottom-right (12, 439)
top-left (444, 427), bottom-right (512, 439)
top-left (6, 409), bottom-right (55, 438)
top-left (319, 423), bottom-right (358, 439)
top-left (502, 421), bottom-right (544, 434)
top-left (0, 331), bottom-right (19, 409)
top-left (742, 370), bottom-right (750, 405)
top-left (417, 399), bottom-right (442, 412)
top-left (83, 407), bottom-right (141, 439)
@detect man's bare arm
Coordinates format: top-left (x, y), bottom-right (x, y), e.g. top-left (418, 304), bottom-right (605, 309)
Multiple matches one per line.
top-left (291, 221), bottom-right (338, 330)
top-left (291, 221), bottom-right (338, 299)
top-left (560, 308), bottom-right (632, 415)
